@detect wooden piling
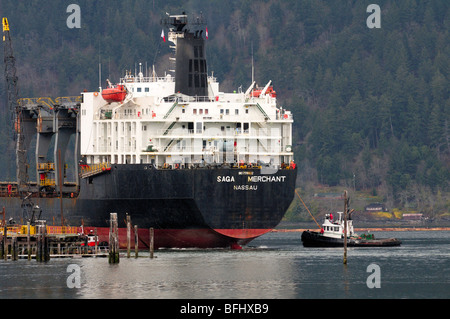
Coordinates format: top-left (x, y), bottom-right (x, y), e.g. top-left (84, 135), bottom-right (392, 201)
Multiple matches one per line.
top-left (134, 225), bottom-right (138, 258)
top-left (27, 222), bottom-right (31, 260)
top-left (108, 213), bottom-right (119, 263)
top-left (36, 225), bottom-right (42, 262)
top-left (126, 215), bottom-right (131, 258)
top-left (40, 221), bottom-right (50, 262)
top-left (343, 190), bottom-right (348, 265)
top-left (36, 222), bottom-right (50, 262)
top-left (3, 225), bottom-right (7, 261)
top-left (0, 218), bottom-right (113, 260)
top-left (0, 231), bottom-right (4, 260)
top-left (43, 223), bottom-right (50, 261)
top-left (149, 227), bottom-right (154, 259)
top-left (11, 234), bottom-right (18, 261)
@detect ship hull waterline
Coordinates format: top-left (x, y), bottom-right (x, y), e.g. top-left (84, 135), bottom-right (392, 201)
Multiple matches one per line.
top-left (1, 166), bottom-right (297, 249)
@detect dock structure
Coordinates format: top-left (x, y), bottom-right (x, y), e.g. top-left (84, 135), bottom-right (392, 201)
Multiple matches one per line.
top-left (0, 220), bottom-right (108, 260)
top-left (0, 213), bottom-right (156, 262)
top-left (108, 212), bottom-right (120, 263)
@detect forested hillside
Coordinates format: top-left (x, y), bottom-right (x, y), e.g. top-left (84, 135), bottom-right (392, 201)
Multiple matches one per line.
top-left (0, 0), bottom-right (448, 216)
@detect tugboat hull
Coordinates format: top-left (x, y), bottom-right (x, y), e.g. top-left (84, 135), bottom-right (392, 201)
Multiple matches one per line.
top-left (301, 230), bottom-right (401, 247)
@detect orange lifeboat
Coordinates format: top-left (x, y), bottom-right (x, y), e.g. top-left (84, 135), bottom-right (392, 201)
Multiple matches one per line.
top-left (251, 86), bottom-right (276, 98)
top-left (101, 84), bottom-right (127, 103)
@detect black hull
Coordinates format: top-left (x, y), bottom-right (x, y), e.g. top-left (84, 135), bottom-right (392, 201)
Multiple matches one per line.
top-left (301, 231), bottom-right (401, 247)
top-left (1, 166), bottom-right (297, 248)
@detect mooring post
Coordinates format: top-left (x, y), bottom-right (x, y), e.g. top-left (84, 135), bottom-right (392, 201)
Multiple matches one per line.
top-left (27, 222), bottom-right (31, 260)
top-left (36, 224), bottom-right (42, 262)
top-left (109, 213), bottom-right (114, 262)
top-left (43, 222), bottom-right (50, 261)
top-left (0, 232), bottom-right (3, 260)
top-left (11, 234), bottom-right (17, 261)
top-left (3, 225), bottom-right (7, 261)
top-left (126, 215), bottom-right (131, 258)
top-left (108, 213), bottom-right (119, 263)
top-left (134, 225), bottom-right (138, 258)
top-left (0, 230), bottom-right (3, 260)
top-left (149, 227), bottom-right (154, 259)
top-left (114, 215), bottom-right (119, 262)
top-left (36, 221), bottom-right (50, 262)
top-left (13, 235), bottom-right (18, 261)
top-left (343, 190), bottom-right (348, 265)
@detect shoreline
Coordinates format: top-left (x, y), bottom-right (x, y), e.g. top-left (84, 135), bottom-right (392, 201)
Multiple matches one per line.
top-left (272, 227), bottom-right (450, 232)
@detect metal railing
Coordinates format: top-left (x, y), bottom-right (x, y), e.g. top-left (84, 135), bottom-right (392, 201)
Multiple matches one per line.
top-left (80, 162), bottom-right (111, 177)
top-left (18, 96), bottom-right (82, 109)
top-left (40, 178), bottom-right (55, 186)
top-left (37, 163), bottom-right (55, 171)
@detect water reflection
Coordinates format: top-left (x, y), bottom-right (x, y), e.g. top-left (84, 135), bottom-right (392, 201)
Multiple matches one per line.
top-left (78, 249), bottom-right (299, 299)
top-left (0, 231), bottom-right (449, 299)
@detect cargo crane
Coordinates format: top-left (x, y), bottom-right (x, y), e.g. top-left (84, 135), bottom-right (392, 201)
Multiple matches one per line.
top-left (2, 17), bottom-right (34, 219)
top-left (2, 18), bottom-right (81, 226)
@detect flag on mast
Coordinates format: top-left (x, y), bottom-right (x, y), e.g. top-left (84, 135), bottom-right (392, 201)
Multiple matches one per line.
top-left (206, 27), bottom-right (209, 39)
top-left (161, 29), bottom-right (165, 42)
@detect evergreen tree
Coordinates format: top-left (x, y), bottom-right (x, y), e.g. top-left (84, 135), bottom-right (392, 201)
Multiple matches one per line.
top-left (0, 0), bottom-right (448, 210)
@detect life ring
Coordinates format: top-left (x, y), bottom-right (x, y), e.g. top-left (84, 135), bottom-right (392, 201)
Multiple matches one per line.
top-left (94, 92), bottom-right (99, 96)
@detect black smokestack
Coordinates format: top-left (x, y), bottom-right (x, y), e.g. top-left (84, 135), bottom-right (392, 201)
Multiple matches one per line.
top-left (161, 13), bottom-right (208, 97)
top-left (175, 34), bottom-right (207, 96)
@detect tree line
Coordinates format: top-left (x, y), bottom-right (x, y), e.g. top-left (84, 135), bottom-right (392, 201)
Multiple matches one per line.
top-left (0, 0), bottom-right (448, 214)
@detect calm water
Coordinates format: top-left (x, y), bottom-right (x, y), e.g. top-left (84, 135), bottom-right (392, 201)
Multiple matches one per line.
top-left (0, 230), bottom-right (449, 300)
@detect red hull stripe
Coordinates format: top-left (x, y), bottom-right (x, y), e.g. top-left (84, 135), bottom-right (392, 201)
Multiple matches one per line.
top-left (212, 228), bottom-right (271, 239)
top-left (81, 227), bottom-right (271, 249)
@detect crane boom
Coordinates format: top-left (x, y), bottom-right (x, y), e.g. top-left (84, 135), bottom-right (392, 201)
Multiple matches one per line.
top-left (2, 18), bottom-right (19, 115)
top-left (3, 17), bottom-right (28, 194)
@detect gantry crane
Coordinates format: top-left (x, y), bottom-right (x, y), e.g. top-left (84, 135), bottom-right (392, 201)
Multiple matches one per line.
top-left (3, 18), bottom-right (83, 225)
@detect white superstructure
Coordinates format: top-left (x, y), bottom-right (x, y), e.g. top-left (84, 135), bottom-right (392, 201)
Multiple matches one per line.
top-left (321, 212), bottom-right (355, 238)
top-left (79, 14), bottom-right (294, 169)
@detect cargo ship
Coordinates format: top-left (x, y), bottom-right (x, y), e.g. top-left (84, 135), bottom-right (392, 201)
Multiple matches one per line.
top-left (1, 13), bottom-right (296, 249)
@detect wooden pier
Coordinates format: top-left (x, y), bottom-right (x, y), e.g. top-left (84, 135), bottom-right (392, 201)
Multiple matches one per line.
top-left (0, 221), bottom-right (108, 261)
top-left (1, 213), bottom-right (156, 262)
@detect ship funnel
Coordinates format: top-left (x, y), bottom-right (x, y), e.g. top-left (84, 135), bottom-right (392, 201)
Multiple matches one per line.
top-left (161, 13), bottom-right (208, 97)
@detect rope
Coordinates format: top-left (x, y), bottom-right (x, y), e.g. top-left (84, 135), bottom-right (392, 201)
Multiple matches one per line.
top-left (295, 189), bottom-right (321, 230)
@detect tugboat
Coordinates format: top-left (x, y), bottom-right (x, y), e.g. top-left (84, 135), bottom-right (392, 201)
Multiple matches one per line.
top-left (301, 212), bottom-right (401, 247)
